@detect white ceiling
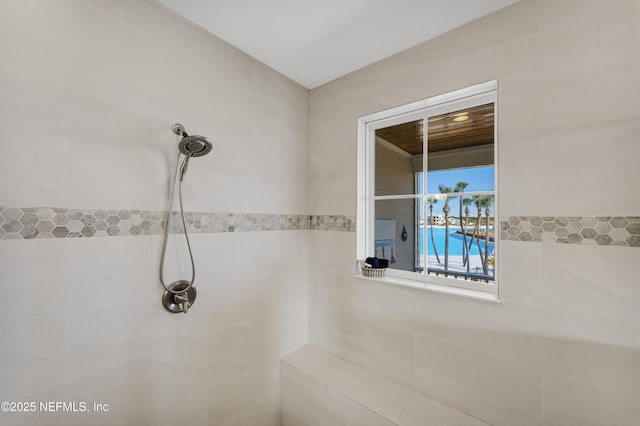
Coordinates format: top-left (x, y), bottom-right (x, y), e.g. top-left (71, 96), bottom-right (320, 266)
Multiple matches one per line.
top-left (156, 0), bottom-right (520, 89)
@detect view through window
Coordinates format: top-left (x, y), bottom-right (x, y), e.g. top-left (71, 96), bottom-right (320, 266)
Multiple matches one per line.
top-left (358, 82), bottom-right (497, 297)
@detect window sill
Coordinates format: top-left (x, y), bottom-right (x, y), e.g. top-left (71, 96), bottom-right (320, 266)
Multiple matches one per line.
top-left (354, 271), bottom-right (500, 303)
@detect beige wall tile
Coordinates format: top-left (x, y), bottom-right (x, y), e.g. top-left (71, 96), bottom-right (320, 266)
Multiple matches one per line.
top-left (498, 240), bottom-right (541, 302)
top-left (310, 265), bottom-right (372, 317)
top-left (543, 372), bottom-right (640, 426)
top-left (208, 359), bottom-right (281, 425)
top-left (282, 345), bottom-right (372, 398)
top-left (354, 374), bottom-right (473, 426)
top-left (3, 0), bottom-right (640, 424)
top-left (72, 2), bottom-right (211, 111)
top-left (0, 239), bottom-right (75, 319)
top-left (467, 298), bottom-right (626, 365)
top-left (333, 309), bottom-right (415, 378)
top-left (0, 310), bottom-right (69, 403)
top-left (0, 0), bottom-right (308, 423)
top-left (541, 339), bottom-right (640, 397)
top-left (0, 0), bottom-right (73, 70)
top-left (370, 281), bottom-right (471, 343)
top-left (283, 345), bottom-right (483, 426)
top-left (415, 333), bottom-right (542, 426)
top-left (125, 383), bottom-right (210, 426)
top-left (7, 359), bottom-right (146, 426)
top-left (309, 302), bottom-right (339, 351)
top-left (540, 244), bottom-right (640, 321)
top-left (281, 363), bottom-right (394, 426)
top-left (0, 127), bottom-right (71, 208)
top-left (309, 1), bottom-right (640, 425)
top-left (309, 230), bottom-right (358, 272)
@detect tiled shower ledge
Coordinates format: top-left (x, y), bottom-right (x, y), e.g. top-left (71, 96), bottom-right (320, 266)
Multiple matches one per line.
top-left (0, 207), bottom-right (355, 240)
top-left (0, 207), bottom-right (638, 247)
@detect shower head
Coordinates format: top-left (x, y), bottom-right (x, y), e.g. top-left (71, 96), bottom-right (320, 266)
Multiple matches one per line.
top-left (178, 135), bottom-right (212, 157)
top-left (172, 123), bottom-right (213, 158)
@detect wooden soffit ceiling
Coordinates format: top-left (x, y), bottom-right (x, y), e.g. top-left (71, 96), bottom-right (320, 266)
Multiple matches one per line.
top-left (376, 103), bottom-right (494, 155)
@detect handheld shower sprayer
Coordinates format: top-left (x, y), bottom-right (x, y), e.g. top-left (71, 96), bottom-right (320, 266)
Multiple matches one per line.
top-left (171, 123), bottom-right (213, 180)
top-left (160, 123), bottom-right (213, 314)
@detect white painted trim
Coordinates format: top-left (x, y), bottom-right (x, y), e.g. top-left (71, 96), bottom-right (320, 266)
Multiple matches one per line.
top-left (356, 80), bottom-right (499, 301)
top-left (373, 191), bottom-right (495, 201)
top-left (493, 84), bottom-right (501, 302)
top-left (356, 115), bottom-right (369, 260)
top-left (354, 273), bottom-right (499, 303)
top-left (360, 80), bottom-right (498, 125)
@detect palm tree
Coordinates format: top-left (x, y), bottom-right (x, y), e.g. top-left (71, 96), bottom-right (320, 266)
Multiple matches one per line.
top-left (438, 185), bottom-right (453, 271)
top-left (454, 182), bottom-right (469, 263)
top-left (471, 195), bottom-right (493, 275)
top-left (483, 197), bottom-right (493, 276)
top-left (461, 197), bottom-right (473, 269)
top-left (470, 195), bottom-right (485, 271)
top-left (427, 197), bottom-right (440, 264)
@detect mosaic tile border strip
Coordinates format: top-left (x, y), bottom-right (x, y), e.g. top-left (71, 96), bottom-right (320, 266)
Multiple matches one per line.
top-left (0, 207), bottom-right (311, 240)
top-left (0, 208), bottom-right (355, 240)
top-left (2, 208), bottom-right (638, 247)
top-left (500, 216), bottom-right (640, 247)
top-left (309, 215), bottom-right (355, 232)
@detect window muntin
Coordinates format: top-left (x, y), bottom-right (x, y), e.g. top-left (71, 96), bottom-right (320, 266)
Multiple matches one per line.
top-left (357, 82), bottom-right (498, 300)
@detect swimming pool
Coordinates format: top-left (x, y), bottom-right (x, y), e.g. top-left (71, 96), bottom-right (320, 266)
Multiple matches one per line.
top-left (419, 226), bottom-right (494, 257)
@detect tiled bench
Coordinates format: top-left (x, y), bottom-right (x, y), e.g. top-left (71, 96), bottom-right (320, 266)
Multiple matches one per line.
top-left (281, 345), bottom-right (490, 425)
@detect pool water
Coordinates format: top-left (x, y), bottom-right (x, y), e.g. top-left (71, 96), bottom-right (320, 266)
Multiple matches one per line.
top-left (419, 227), bottom-right (494, 257)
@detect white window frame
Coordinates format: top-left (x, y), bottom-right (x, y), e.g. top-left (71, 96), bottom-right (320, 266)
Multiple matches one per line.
top-left (356, 80), bottom-right (500, 302)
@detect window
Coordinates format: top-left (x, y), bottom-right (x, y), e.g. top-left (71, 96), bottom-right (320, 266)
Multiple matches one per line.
top-left (356, 81), bottom-right (499, 301)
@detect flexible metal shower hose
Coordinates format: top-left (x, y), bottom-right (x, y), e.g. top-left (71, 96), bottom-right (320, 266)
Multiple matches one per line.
top-left (159, 152), bottom-right (196, 294)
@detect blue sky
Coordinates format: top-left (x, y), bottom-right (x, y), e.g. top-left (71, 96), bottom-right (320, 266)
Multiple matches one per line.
top-left (420, 166), bottom-right (495, 215)
top-left (426, 166), bottom-right (494, 193)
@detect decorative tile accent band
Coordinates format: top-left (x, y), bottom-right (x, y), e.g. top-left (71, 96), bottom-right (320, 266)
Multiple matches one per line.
top-left (0, 207), bottom-right (311, 240)
top-left (2, 208), bottom-right (638, 248)
top-left (0, 207), bottom-right (356, 240)
top-left (500, 216), bottom-right (640, 247)
top-left (309, 215), bottom-right (355, 232)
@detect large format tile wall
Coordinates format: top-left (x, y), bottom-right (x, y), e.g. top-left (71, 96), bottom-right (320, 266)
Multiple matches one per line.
top-left (0, 1), bottom-right (309, 425)
top-left (3, 0), bottom-right (640, 425)
top-left (309, 0), bottom-right (640, 425)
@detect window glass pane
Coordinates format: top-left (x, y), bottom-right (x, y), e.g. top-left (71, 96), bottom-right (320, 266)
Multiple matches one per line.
top-left (374, 199), bottom-right (419, 273)
top-left (424, 194), bottom-right (495, 282)
top-left (427, 166), bottom-right (494, 192)
top-left (423, 103), bottom-right (495, 283)
top-left (375, 120), bottom-right (423, 196)
top-left (427, 103), bottom-right (494, 173)
top-left (361, 84), bottom-right (498, 295)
